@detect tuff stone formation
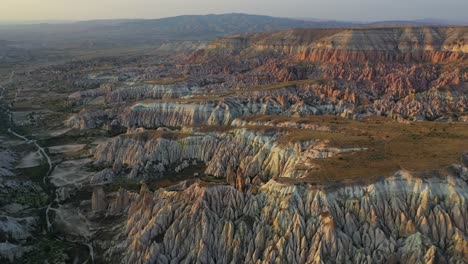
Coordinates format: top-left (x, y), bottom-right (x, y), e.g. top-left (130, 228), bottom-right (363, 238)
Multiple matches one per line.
top-left (102, 165), bottom-right (468, 264)
top-left (54, 26), bottom-right (468, 263)
top-left (93, 128), bottom-right (362, 183)
top-left (2, 24), bottom-right (467, 264)
top-left (65, 27), bottom-right (467, 131)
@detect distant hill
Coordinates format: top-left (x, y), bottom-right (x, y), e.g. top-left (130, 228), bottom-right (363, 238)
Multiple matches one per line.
top-left (0, 13), bottom-right (466, 52)
top-left (297, 17), bottom-right (468, 27)
top-left (367, 19), bottom-right (468, 27)
top-left (0, 14), bottom-right (332, 48)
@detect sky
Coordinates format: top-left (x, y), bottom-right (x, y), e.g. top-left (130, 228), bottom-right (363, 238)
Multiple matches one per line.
top-left (1, 0), bottom-right (467, 22)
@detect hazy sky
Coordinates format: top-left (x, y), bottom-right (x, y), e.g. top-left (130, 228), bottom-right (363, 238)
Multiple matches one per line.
top-left (1, 0), bottom-right (467, 22)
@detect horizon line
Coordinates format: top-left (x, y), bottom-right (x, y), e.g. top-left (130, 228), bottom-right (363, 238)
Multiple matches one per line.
top-left (0, 13), bottom-right (467, 25)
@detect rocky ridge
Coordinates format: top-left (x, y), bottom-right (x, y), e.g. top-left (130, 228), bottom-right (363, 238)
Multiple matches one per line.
top-left (99, 162), bottom-right (468, 264)
top-left (4, 25), bottom-right (467, 264)
top-left (209, 27), bottom-right (468, 62)
top-left (93, 128), bottom-right (360, 184)
top-left (65, 27), bottom-right (468, 130)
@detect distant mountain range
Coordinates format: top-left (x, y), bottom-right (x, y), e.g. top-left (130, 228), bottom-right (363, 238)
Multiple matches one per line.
top-left (0, 14), bottom-right (318, 47)
top-left (366, 18), bottom-right (468, 27)
top-left (0, 13), bottom-right (466, 50)
top-left (297, 17), bottom-right (468, 26)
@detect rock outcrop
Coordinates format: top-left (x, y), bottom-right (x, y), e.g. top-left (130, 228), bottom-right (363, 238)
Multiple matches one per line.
top-left (184, 27), bottom-right (468, 122)
top-left (102, 164), bottom-right (468, 264)
top-left (21, 25), bottom-right (468, 264)
top-left (208, 27), bottom-right (468, 63)
top-left (120, 99), bottom-right (286, 128)
top-left (65, 27), bottom-right (468, 133)
top-left (101, 166), bottom-right (468, 263)
top-left (90, 168), bottom-right (116, 185)
top-left (67, 66), bottom-right (467, 130)
top-left (93, 129), bottom-right (360, 181)
top-left (92, 187), bottom-right (108, 213)
top-left (65, 109), bottom-right (111, 130)
top-left (69, 83), bottom-right (200, 105)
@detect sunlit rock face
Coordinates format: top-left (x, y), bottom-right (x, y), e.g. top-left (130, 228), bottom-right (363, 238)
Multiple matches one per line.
top-left (65, 27), bottom-right (468, 131)
top-left (209, 27), bottom-right (468, 63)
top-left (184, 27), bottom-right (468, 122)
top-left (52, 26), bottom-right (468, 263)
top-left (68, 85), bottom-right (351, 130)
top-left (105, 85), bottom-right (199, 103)
top-left (67, 73), bottom-right (467, 128)
top-left (65, 109), bottom-right (111, 130)
top-left (106, 165), bottom-right (468, 264)
top-left (69, 83), bottom-right (200, 104)
top-left (93, 129), bottom-right (359, 182)
top-left (118, 95), bottom-right (297, 129)
top-left (118, 89), bottom-right (350, 129)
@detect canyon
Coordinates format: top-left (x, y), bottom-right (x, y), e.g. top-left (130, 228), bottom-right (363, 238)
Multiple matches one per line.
top-left (0, 23), bottom-right (467, 264)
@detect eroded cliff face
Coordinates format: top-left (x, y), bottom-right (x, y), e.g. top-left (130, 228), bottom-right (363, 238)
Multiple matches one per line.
top-left (102, 165), bottom-right (468, 264)
top-left (209, 27), bottom-right (468, 63)
top-left (34, 26), bottom-right (468, 264)
top-left (69, 83), bottom-right (201, 104)
top-left (68, 79), bottom-right (466, 131)
top-left (64, 27), bottom-right (468, 130)
top-left (120, 99), bottom-right (290, 128)
top-left (182, 27), bottom-right (468, 122)
top-left (93, 128), bottom-right (357, 183)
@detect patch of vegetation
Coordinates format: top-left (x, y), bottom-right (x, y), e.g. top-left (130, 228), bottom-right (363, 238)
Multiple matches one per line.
top-left (122, 130), bottom-right (192, 141)
top-left (61, 148), bottom-right (91, 159)
top-left (198, 175), bottom-right (228, 187)
top-left (195, 125), bottom-right (237, 133)
top-left (0, 103), bottom-right (11, 134)
top-left (232, 115), bottom-right (468, 183)
top-left (10, 124), bottom-right (33, 138)
top-left (18, 237), bottom-right (71, 264)
top-left (288, 116), bottom-right (468, 183)
top-left (0, 191), bottom-right (49, 208)
top-left (44, 99), bottom-right (74, 113)
top-left (141, 75), bottom-right (189, 85)
top-left (18, 164), bottom-right (50, 185)
top-left (243, 125), bottom-right (288, 136)
top-left (104, 177), bottom-right (142, 193)
top-left (240, 114), bottom-right (345, 125)
top-left (191, 115), bottom-right (467, 184)
top-left (38, 129), bottom-right (104, 147)
top-left (241, 78), bottom-right (326, 92)
top-left (147, 164), bottom-right (210, 189)
top-left (131, 95), bottom-right (222, 105)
